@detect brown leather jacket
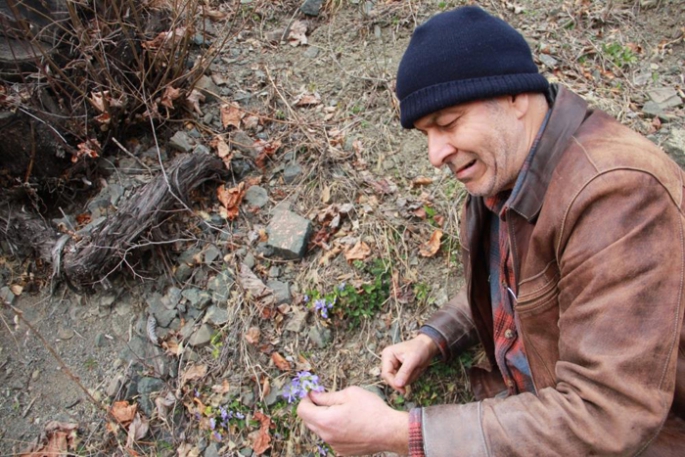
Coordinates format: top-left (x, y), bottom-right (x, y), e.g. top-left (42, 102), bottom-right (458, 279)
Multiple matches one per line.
top-left (420, 86), bottom-right (685, 456)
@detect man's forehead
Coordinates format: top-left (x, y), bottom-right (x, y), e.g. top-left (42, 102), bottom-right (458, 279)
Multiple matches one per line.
top-left (414, 104), bottom-right (468, 129)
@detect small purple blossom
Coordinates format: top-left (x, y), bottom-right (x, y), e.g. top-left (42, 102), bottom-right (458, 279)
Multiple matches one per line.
top-left (234, 411), bottom-right (245, 420)
top-left (304, 294), bottom-right (309, 303)
top-left (209, 417), bottom-right (216, 430)
top-left (282, 371), bottom-right (325, 403)
top-left (212, 430), bottom-right (222, 442)
top-left (220, 406), bottom-right (229, 421)
top-left (317, 444), bottom-right (328, 456)
top-left (337, 282), bottom-right (346, 291)
top-left (313, 298), bottom-right (333, 319)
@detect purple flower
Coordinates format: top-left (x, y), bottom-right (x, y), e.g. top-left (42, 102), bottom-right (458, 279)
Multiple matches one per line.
top-left (282, 371), bottom-right (325, 403)
top-left (337, 282), bottom-right (346, 291)
top-left (209, 417), bottom-right (216, 430)
top-left (213, 430), bottom-right (222, 442)
top-left (314, 298), bottom-right (333, 319)
top-left (235, 411), bottom-right (245, 420)
top-left (317, 444), bottom-right (328, 456)
top-left (304, 294), bottom-right (309, 303)
top-left (220, 406), bottom-right (229, 421)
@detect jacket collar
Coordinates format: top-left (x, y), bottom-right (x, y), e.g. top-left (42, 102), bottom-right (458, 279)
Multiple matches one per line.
top-left (507, 85), bottom-right (589, 222)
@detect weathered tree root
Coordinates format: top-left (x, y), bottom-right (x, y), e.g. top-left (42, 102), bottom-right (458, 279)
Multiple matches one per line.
top-left (56, 153), bottom-right (228, 289)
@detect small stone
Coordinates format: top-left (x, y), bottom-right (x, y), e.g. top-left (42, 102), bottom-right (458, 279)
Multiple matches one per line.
top-left (204, 443), bottom-right (220, 457)
top-left (169, 131), bottom-right (194, 153)
top-left (300, 0), bottom-right (323, 16)
top-left (303, 46), bottom-right (319, 58)
top-left (193, 144), bottom-right (211, 155)
top-left (647, 87), bottom-right (682, 109)
top-left (181, 287), bottom-right (211, 309)
top-left (243, 253), bottom-right (256, 269)
top-left (231, 131), bottom-right (258, 158)
top-left (256, 242), bottom-right (274, 257)
top-left (642, 101), bottom-right (664, 118)
top-left (188, 324), bottom-right (214, 347)
top-left (308, 326), bottom-right (331, 349)
top-left (267, 280), bottom-right (291, 305)
top-left (264, 384), bottom-right (282, 406)
top-left (58, 327), bottom-right (74, 340)
top-left (105, 376), bottom-right (122, 398)
top-left (204, 305), bottom-right (229, 326)
top-left (268, 266), bottom-right (280, 278)
top-left (244, 186), bottom-right (269, 208)
top-left (204, 245), bottom-right (222, 265)
top-left (95, 333), bottom-right (106, 347)
top-left (539, 54), bottom-right (558, 69)
top-left (282, 163), bottom-right (303, 184)
top-left (284, 307), bottom-right (308, 333)
top-left (664, 129), bottom-right (685, 157)
top-left (149, 293), bottom-right (178, 328)
top-left (195, 75), bottom-right (221, 102)
top-left (208, 271), bottom-right (234, 303)
top-left (99, 292), bottom-right (118, 309)
top-left (31, 369), bottom-right (40, 381)
top-left (0, 286), bottom-right (15, 305)
top-left (266, 210), bottom-right (313, 260)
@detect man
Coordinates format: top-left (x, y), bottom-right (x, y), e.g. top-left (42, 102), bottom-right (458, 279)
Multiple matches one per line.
top-left (298, 5), bottom-right (685, 456)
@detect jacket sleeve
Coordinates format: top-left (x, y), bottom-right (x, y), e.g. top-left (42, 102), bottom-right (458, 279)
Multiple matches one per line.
top-left (420, 169), bottom-right (684, 456)
top-left (421, 287), bottom-right (480, 360)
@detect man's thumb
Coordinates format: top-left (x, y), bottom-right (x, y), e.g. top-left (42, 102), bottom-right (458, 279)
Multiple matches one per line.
top-left (395, 359), bottom-right (416, 387)
top-left (309, 389), bottom-right (342, 407)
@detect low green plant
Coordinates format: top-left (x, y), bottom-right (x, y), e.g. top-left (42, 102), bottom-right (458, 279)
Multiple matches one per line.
top-left (306, 259), bottom-right (391, 327)
top-left (602, 42), bottom-right (638, 68)
top-left (210, 331), bottom-right (223, 359)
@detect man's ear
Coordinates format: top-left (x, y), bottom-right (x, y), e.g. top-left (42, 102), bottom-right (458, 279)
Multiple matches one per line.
top-left (510, 93), bottom-right (530, 120)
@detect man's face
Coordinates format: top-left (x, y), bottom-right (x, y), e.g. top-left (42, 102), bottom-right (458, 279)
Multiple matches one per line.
top-left (414, 98), bottom-right (525, 197)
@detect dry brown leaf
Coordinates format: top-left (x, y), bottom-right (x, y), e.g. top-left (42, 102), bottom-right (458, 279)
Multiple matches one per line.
top-left (19, 422), bottom-right (78, 457)
top-left (211, 380), bottom-right (231, 394)
top-left (271, 352), bottom-right (291, 371)
top-left (254, 139), bottom-right (282, 169)
top-left (261, 377), bottom-right (271, 401)
top-left (245, 326), bottom-right (261, 345)
top-left (90, 91), bottom-right (108, 112)
top-left (344, 241), bottom-right (371, 261)
top-left (217, 182), bottom-right (245, 221)
top-left (294, 92), bottom-right (321, 106)
top-left (142, 27), bottom-right (188, 50)
top-left (155, 392), bottom-right (177, 422)
top-left (243, 115), bottom-right (260, 130)
top-left (238, 264), bottom-right (275, 307)
top-left (177, 443), bottom-right (201, 457)
top-left (126, 413), bottom-right (149, 448)
top-left (73, 139), bottom-right (100, 163)
top-left (319, 245), bottom-right (342, 266)
top-left (221, 102), bottom-right (244, 129)
top-left (412, 176), bottom-right (433, 187)
top-left (160, 86), bottom-right (182, 110)
top-left (186, 89), bottom-right (205, 115)
top-left (321, 185), bottom-right (331, 203)
top-left (163, 338), bottom-right (182, 357)
top-left (251, 411), bottom-right (273, 455)
top-left (110, 401), bottom-right (137, 425)
top-left (201, 7), bottom-right (228, 20)
top-left (419, 229), bottom-right (443, 257)
top-left (181, 364), bottom-right (208, 389)
top-left (287, 20), bottom-right (308, 46)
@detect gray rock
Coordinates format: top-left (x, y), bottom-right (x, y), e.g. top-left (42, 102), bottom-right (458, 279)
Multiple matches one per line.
top-left (266, 210), bottom-right (312, 260)
top-left (647, 87), bottom-right (683, 109)
top-left (0, 286), bottom-right (15, 305)
top-left (264, 384), bottom-right (282, 406)
top-left (174, 263), bottom-right (193, 282)
top-left (308, 326), bottom-right (332, 349)
top-left (208, 270), bottom-right (234, 303)
top-left (193, 144), bottom-right (211, 155)
top-left (204, 443), bottom-right (220, 457)
top-left (303, 46), bottom-right (319, 58)
top-left (539, 54), bottom-right (558, 69)
top-left (283, 163), bottom-right (303, 183)
top-left (195, 75), bottom-right (221, 102)
top-left (284, 307), bottom-right (308, 333)
top-left (642, 101), bottom-right (665, 118)
top-left (256, 242), bottom-right (274, 257)
top-left (95, 333), bottom-right (107, 347)
top-left (149, 293), bottom-right (178, 328)
top-left (58, 327), bottom-right (74, 340)
top-left (99, 292), bottom-right (118, 309)
top-left (204, 305), bottom-right (229, 326)
top-left (268, 266), bottom-right (280, 278)
top-left (204, 245), bottom-right (222, 265)
top-left (105, 375), bottom-right (123, 398)
top-left (183, 288), bottom-right (212, 310)
top-left (267, 280), bottom-right (291, 305)
top-left (138, 377), bottom-right (165, 417)
top-left (169, 131), bottom-right (194, 153)
top-left (188, 324), bottom-right (214, 347)
top-left (664, 129), bottom-right (685, 157)
top-left (244, 186), bottom-right (269, 208)
top-left (300, 0), bottom-right (323, 16)
top-left (243, 253), bottom-right (256, 269)
top-left (231, 131), bottom-right (258, 157)
top-left (179, 247), bottom-right (202, 266)
top-left (120, 336), bottom-right (149, 362)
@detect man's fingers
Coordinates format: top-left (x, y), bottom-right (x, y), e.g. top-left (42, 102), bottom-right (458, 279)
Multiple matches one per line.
top-left (309, 389), bottom-right (344, 407)
top-left (296, 395), bottom-right (317, 422)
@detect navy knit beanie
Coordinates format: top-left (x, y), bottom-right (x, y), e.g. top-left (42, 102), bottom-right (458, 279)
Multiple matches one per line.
top-left (396, 5), bottom-right (549, 129)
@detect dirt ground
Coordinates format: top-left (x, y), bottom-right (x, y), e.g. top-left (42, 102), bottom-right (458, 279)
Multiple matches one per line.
top-left (1, 0), bottom-right (684, 455)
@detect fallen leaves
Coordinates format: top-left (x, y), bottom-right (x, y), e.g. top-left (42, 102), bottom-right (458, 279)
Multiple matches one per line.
top-left (159, 86), bottom-right (182, 110)
top-left (126, 413), bottom-right (149, 448)
top-left (344, 241), bottom-right (371, 261)
top-left (19, 422), bottom-right (78, 457)
top-left (271, 352), bottom-right (291, 371)
top-left (253, 139), bottom-right (282, 169)
top-left (294, 92), bottom-right (321, 107)
top-left (419, 229), bottom-right (443, 257)
top-left (238, 263), bottom-right (275, 310)
top-left (251, 412), bottom-right (273, 455)
top-left (245, 326), bottom-right (261, 345)
top-left (217, 182), bottom-right (245, 220)
top-left (110, 401), bottom-right (137, 425)
top-left (211, 136), bottom-right (232, 169)
top-left (287, 21), bottom-right (308, 46)
top-left (221, 102), bottom-right (245, 129)
top-left (73, 139), bottom-right (100, 162)
top-left (181, 364), bottom-right (208, 389)
top-left (186, 89), bottom-right (206, 115)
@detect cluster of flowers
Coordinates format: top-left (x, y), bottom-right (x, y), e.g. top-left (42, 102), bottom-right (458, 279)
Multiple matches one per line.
top-left (282, 371), bottom-right (325, 403)
top-left (207, 406), bottom-right (245, 442)
top-left (305, 283), bottom-right (346, 319)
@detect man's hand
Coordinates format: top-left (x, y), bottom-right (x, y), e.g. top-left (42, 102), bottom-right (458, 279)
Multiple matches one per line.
top-left (297, 386), bottom-right (408, 456)
top-left (381, 334), bottom-right (439, 393)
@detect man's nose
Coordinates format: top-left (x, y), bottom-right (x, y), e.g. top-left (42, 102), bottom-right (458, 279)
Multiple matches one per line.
top-left (427, 132), bottom-right (451, 168)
